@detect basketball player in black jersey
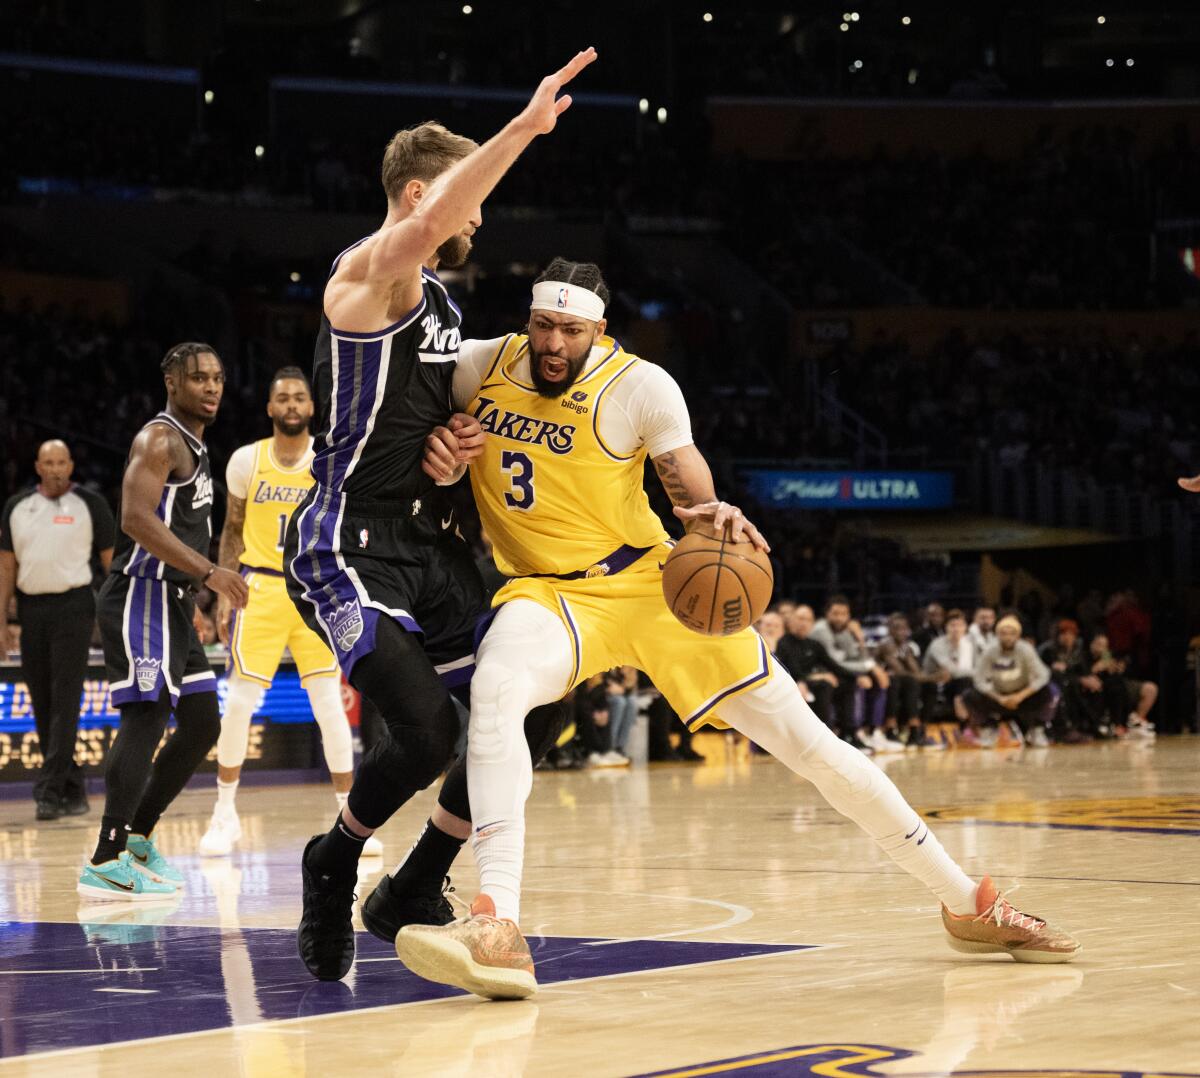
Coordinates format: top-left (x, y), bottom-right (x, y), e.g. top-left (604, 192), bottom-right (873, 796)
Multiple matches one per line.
top-left (78, 343), bottom-right (249, 902)
top-left (284, 47), bottom-right (596, 979)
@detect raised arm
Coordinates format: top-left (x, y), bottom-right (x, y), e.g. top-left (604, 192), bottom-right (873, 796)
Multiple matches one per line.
top-left (329, 49), bottom-right (597, 328)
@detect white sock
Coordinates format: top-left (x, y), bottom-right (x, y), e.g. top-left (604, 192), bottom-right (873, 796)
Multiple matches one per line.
top-left (471, 819), bottom-right (526, 922)
top-left (722, 659), bottom-right (979, 915)
top-left (335, 791), bottom-right (349, 812)
top-left (306, 677), bottom-right (354, 774)
top-left (216, 779), bottom-right (238, 813)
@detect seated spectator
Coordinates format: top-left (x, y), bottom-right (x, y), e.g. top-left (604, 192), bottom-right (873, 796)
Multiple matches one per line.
top-left (912, 602), bottom-right (946, 655)
top-left (775, 603), bottom-right (859, 732)
top-left (968, 606), bottom-right (997, 653)
top-left (963, 615), bottom-right (1059, 746)
top-left (875, 613), bottom-right (930, 750)
top-left (810, 595), bottom-right (890, 752)
top-left (1037, 619), bottom-right (1100, 742)
top-left (921, 608), bottom-right (977, 737)
top-left (576, 674), bottom-right (623, 768)
top-left (603, 666), bottom-right (638, 763)
top-left (646, 691), bottom-right (704, 763)
top-left (1090, 633), bottom-right (1158, 740)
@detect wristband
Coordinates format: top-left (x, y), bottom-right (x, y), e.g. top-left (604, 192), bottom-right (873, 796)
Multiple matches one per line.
top-left (202, 564), bottom-right (217, 584)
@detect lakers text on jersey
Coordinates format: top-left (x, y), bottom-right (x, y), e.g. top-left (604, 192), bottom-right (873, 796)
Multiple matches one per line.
top-left (231, 439), bottom-right (336, 686)
top-left (469, 335), bottom-right (766, 730)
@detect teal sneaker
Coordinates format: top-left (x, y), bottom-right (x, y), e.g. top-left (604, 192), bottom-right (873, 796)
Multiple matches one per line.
top-left (126, 833), bottom-right (186, 887)
top-left (78, 852), bottom-right (178, 902)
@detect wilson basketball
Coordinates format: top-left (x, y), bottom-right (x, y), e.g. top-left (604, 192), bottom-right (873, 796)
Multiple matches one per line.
top-left (661, 527), bottom-right (774, 636)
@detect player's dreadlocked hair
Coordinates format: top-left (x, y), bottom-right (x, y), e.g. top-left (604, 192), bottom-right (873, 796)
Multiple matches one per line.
top-left (160, 341), bottom-right (219, 378)
top-left (270, 365), bottom-right (311, 393)
top-left (535, 258), bottom-right (611, 306)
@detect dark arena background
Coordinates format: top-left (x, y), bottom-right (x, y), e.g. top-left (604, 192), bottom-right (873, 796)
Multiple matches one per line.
top-left (1, 2), bottom-right (1198, 1074)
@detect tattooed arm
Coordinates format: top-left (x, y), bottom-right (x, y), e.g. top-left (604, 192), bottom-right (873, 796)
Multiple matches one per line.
top-left (651, 445), bottom-right (769, 552)
top-left (215, 493), bottom-right (247, 645)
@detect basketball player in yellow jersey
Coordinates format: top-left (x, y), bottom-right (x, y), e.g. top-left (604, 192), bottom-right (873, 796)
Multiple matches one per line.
top-left (201, 368), bottom-right (380, 857)
top-left (393, 259), bottom-right (1080, 999)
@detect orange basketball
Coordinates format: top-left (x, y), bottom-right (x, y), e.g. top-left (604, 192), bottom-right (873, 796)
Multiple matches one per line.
top-left (661, 526), bottom-right (774, 636)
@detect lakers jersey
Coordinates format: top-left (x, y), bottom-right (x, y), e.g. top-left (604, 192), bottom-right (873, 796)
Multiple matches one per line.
top-left (232, 438), bottom-right (315, 572)
top-left (467, 334), bottom-right (669, 577)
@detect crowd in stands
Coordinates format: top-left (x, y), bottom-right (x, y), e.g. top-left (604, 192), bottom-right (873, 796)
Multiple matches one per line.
top-left (754, 591), bottom-right (1160, 754)
top-left (531, 586), bottom-right (1165, 772)
top-left (724, 123), bottom-right (1200, 309)
top-left (819, 327), bottom-right (1200, 493)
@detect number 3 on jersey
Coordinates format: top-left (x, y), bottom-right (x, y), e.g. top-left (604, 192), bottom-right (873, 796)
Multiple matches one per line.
top-left (501, 450), bottom-right (535, 511)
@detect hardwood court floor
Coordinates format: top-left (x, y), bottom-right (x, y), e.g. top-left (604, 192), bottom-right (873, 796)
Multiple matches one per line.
top-left (1, 735), bottom-right (1198, 1077)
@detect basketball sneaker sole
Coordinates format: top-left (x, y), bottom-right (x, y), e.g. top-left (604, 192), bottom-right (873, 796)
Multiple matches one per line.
top-left (394, 929), bottom-right (537, 1000)
top-left (76, 880), bottom-right (179, 903)
top-left (945, 933), bottom-right (1081, 963)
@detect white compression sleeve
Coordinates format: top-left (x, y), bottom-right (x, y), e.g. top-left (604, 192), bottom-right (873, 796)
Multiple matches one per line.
top-left (217, 675), bottom-right (264, 769)
top-left (719, 658), bottom-right (978, 914)
top-left (468, 599), bottom-right (575, 923)
top-left (305, 677), bottom-right (354, 774)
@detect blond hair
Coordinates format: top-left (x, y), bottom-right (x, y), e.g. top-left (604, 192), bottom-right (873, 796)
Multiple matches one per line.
top-left (381, 122), bottom-right (478, 204)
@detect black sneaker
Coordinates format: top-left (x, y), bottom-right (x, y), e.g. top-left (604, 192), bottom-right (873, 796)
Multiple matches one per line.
top-left (35, 796), bottom-right (62, 821)
top-left (297, 835), bottom-right (357, 981)
top-left (63, 790), bottom-right (90, 816)
top-left (361, 873), bottom-right (455, 944)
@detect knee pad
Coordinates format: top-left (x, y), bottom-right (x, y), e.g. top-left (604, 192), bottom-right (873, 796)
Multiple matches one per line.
top-left (369, 712), bottom-right (459, 791)
top-left (176, 691), bottom-right (222, 750)
top-left (217, 676), bottom-right (262, 768)
top-left (468, 660), bottom-right (527, 765)
top-left (305, 677), bottom-right (354, 774)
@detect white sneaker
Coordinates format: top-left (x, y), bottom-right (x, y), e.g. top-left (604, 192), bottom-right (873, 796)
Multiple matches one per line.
top-left (979, 726), bottom-right (998, 749)
top-left (198, 809), bottom-right (241, 857)
top-left (602, 751), bottom-right (631, 767)
top-left (362, 834), bottom-right (384, 858)
top-left (587, 752), bottom-right (608, 768)
top-left (869, 729), bottom-right (906, 754)
top-left (1126, 715), bottom-right (1156, 740)
top-left (1027, 726), bottom-right (1050, 748)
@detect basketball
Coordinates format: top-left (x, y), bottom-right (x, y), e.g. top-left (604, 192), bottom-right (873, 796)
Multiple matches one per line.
top-left (661, 526), bottom-right (774, 636)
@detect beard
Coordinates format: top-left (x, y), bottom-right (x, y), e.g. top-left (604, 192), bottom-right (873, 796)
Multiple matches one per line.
top-left (436, 232), bottom-right (472, 269)
top-left (274, 416), bottom-right (309, 437)
top-left (529, 339), bottom-right (593, 398)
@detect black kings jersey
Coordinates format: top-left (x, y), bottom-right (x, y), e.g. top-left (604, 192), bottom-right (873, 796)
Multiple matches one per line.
top-left (311, 243), bottom-right (463, 502)
top-left (110, 412), bottom-right (214, 583)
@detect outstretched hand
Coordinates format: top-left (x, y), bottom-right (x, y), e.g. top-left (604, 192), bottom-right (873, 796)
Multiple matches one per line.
top-left (519, 47), bottom-right (598, 136)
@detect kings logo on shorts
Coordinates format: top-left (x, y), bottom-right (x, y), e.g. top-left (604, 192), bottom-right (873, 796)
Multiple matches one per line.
top-left (329, 600), bottom-right (364, 652)
top-left (134, 657), bottom-right (162, 693)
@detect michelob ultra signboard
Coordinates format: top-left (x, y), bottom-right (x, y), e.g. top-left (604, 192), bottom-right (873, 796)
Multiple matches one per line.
top-left (741, 470), bottom-right (954, 510)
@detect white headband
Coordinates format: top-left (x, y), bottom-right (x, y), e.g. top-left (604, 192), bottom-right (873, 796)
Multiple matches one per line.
top-left (530, 280), bottom-right (606, 322)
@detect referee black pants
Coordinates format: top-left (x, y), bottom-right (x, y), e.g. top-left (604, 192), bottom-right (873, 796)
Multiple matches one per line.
top-left (18, 587), bottom-right (93, 802)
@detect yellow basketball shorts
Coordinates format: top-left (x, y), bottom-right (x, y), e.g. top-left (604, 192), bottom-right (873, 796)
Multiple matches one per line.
top-left (492, 544), bottom-right (769, 731)
top-left (230, 568), bottom-right (339, 686)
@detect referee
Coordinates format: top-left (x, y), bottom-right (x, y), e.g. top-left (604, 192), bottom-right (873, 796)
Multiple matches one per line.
top-left (0, 440), bottom-right (115, 820)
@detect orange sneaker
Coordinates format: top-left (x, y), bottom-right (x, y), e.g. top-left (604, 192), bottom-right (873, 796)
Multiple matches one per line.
top-left (394, 894), bottom-right (537, 999)
top-left (942, 876), bottom-right (1080, 963)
